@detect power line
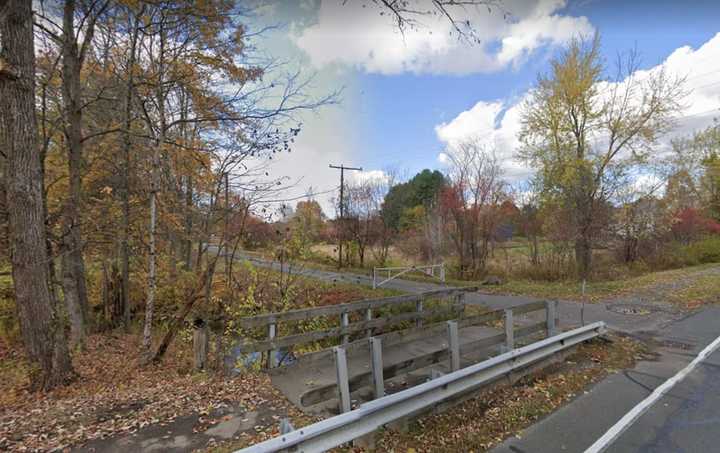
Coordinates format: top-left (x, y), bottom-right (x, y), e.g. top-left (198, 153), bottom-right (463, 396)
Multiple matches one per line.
top-left (251, 186), bottom-right (340, 205)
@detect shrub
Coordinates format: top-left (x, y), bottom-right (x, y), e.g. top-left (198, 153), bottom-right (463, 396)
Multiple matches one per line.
top-left (685, 236), bottom-right (720, 264)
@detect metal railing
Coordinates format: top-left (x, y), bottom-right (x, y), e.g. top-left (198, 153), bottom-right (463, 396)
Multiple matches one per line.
top-left (237, 321), bottom-right (606, 453)
top-left (372, 263), bottom-right (445, 289)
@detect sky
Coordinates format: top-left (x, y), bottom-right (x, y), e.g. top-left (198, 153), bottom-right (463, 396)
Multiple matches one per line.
top-left (248, 0), bottom-right (720, 216)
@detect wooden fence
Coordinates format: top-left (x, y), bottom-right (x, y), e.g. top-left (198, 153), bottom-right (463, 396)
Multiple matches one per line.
top-left (234, 287), bottom-right (476, 368)
top-left (303, 299), bottom-right (559, 409)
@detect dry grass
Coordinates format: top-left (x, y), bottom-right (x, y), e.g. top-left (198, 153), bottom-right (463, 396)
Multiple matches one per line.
top-left (485, 263), bottom-right (720, 304)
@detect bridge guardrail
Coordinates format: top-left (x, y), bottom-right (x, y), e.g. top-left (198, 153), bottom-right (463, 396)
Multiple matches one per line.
top-left (237, 321), bottom-right (607, 453)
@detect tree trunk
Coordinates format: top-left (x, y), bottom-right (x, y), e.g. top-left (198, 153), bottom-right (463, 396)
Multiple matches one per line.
top-left (151, 259), bottom-right (216, 363)
top-left (61, 0), bottom-right (89, 348)
top-left (120, 6), bottom-right (140, 331)
top-left (193, 319), bottom-right (209, 371)
top-left (0, 0), bottom-right (74, 390)
top-left (142, 140), bottom-right (161, 356)
top-left (142, 20), bottom-right (166, 357)
top-left (184, 175), bottom-right (193, 269)
top-left (574, 232), bottom-right (592, 279)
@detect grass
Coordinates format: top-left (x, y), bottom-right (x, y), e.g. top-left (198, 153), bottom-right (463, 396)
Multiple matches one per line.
top-left (666, 273), bottom-right (720, 309)
top-left (485, 262), bottom-right (720, 303)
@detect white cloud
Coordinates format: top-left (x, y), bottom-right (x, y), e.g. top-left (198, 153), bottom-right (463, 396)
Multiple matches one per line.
top-left (293, 0), bottom-right (593, 75)
top-left (435, 97), bottom-right (529, 179)
top-left (264, 104), bottom-right (360, 218)
top-left (434, 32), bottom-right (720, 181)
top-left (348, 169), bottom-right (388, 185)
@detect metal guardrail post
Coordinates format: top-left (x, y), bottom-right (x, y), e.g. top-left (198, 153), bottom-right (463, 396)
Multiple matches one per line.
top-left (416, 297), bottom-right (424, 328)
top-left (365, 308), bottom-right (373, 338)
top-left (279, 418), bottom-right (294, 434)
top-left (341, 311), bottom-right (350, 344)
top-left (546, 300), bottom-right (557, 337)
top-left (334, 347), bottom-right (352, 413)
top-left (369, 337), bottom-right (384, 399)
top-left (372, 268), bottom-right (377, 289)
top-left (268, 322), bottom-right (277, 368)
top-left (440, 263), bottom-right (446, 284)
top-left (504, 309), bottom-right (514, 350)
top-left (446, 320), bottom-right (460, 372)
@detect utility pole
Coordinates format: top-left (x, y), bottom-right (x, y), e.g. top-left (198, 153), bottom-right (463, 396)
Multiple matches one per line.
top-left (329, 164), bottom-right (362, 268)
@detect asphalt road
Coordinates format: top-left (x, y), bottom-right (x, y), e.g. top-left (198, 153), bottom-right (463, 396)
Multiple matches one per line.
top-left (493, 306), bottom-right (720, 453)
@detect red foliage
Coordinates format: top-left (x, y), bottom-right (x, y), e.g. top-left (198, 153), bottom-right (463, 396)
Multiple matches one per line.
top-left (243, 215), bottom-right (274, 248)
top-left (439, 185), bottom-right (464, 217)
top-left (671, 207), bottom-right (720, 240)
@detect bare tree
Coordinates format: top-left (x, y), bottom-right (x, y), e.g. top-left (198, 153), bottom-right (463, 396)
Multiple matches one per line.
top-left (370, 0), bottom-right (504, 42)
top-left (345, 179), bottom-right (377, 267)
top-left (442, 139), bottom-right (506, 277)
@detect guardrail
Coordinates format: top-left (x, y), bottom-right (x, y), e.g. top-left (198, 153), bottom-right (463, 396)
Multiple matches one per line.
top-left (235, 287), bottom-right (475, 368)
top-left (237, 322), bottom-right (606, 453)
top-left (372, 263), bottom-right (445, 289)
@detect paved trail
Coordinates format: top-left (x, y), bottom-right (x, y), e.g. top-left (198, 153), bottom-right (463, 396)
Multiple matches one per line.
top-left (234, 251), bottom-right (687, 335)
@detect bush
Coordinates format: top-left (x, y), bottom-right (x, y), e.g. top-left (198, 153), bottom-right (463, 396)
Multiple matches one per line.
top-left (685, 236), bottom-right (720, 264)
top-left (644, 236), bottom-right (720, 270)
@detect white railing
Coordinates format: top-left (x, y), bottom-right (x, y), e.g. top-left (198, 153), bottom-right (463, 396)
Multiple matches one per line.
top-left (372, 263), bottom-right (445, 289)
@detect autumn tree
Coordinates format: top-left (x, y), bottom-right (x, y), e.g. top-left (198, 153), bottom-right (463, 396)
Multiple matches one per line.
top-left (669, 121), bottom-right (720, 220)
top-left (441, 140), bottom-right (506, 277)
top-left (519, 34), bottom-right (686, 277)
top-left (292, 199), bottom-right (325, 248)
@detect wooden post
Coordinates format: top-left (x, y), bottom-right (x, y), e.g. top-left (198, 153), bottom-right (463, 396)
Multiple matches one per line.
top-left (369, 337), bottom-right (384, 399)
top-left (193, 318), bottom-right (209, 371)
top-left (365, 307), bottom-right (373, 338)
top-left (334, 347), bottom-right (352, 413)
top-left (416, 297), bottom-right (424, 328)
top-left (456, 292), bottom-right (467, 317)
top-left (268, 321), bottom-right (277, 368)
top-left (546, 300), bottom-right (557, 337)
top-left (446, 320), bottom-right (460, 372)
top-left (504, 309), bottom-right (514, 351)
top-left (341, 311), bottom-right (350, 344)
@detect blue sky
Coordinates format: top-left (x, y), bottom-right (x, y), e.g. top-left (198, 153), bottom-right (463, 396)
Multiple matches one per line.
top-left (255, 0), bottom-right (720, 215)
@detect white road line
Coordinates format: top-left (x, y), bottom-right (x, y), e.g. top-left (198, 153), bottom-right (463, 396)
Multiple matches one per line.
top-left (584, 333), bottom-right (720, 453)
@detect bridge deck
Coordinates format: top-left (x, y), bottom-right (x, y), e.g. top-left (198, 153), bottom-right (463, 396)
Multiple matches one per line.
top-left (270, 324), bottom-right (507, 414)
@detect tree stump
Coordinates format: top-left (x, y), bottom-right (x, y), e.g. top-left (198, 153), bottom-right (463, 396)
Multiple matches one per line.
top-left (193, 318), bottom-right (209, 371)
